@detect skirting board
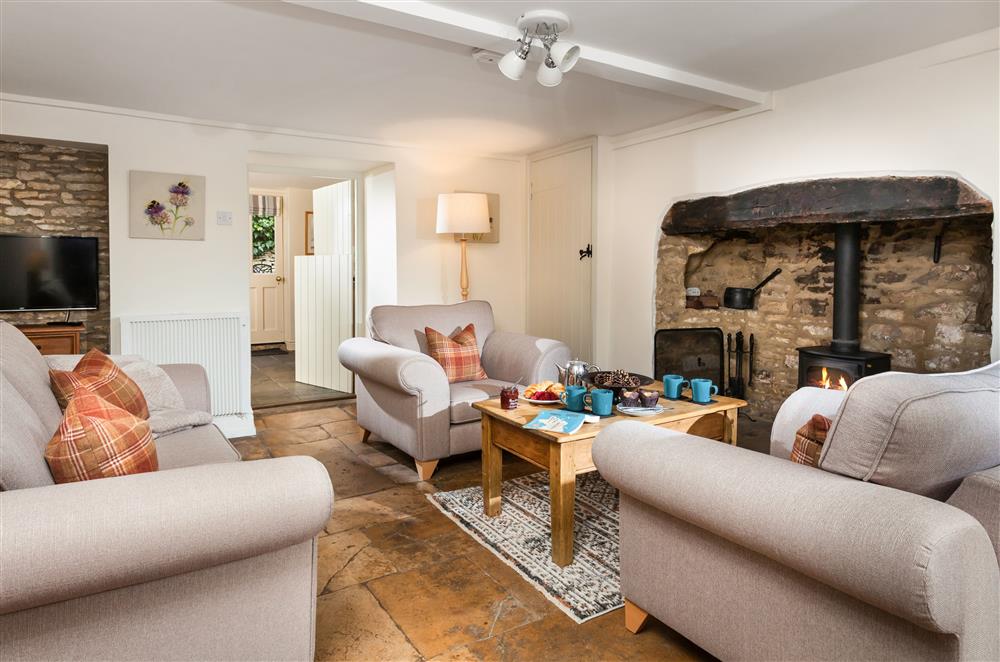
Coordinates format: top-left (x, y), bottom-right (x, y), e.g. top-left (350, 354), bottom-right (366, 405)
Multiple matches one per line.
top-left (213, 413), bottom-right (257, 439)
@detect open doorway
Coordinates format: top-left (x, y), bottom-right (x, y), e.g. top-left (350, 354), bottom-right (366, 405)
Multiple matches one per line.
top-left (248, 171), bottom-right (355, 408)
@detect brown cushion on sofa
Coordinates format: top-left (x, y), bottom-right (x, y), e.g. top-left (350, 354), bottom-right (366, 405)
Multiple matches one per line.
top-left (790, 414), bottom-right (833, 467)
top-left (50, 348), bottom-right (150, 419)
top-left (45, 387), bottom-right (158, 483)
top-left (819, 363), bottom-right (1000, 500)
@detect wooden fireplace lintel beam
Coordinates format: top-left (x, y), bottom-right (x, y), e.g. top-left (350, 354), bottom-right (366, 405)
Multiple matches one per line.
top-left (661, 175), bottom-right (994, 235)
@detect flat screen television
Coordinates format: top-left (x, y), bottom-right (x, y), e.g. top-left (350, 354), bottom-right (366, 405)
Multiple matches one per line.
top-left (0, 235), bottom-right (99, 311)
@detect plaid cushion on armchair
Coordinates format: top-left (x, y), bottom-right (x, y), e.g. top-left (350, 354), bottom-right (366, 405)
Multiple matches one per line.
top-left (425, 323), bottom-right (488, 383)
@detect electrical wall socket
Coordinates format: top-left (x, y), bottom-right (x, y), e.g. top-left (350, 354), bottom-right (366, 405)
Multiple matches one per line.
top-left (216, 210), bottom-right (233, 225)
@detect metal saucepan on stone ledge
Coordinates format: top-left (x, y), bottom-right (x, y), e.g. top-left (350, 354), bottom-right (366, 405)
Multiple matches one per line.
top-left (723, 268), bottom-right (782, 310)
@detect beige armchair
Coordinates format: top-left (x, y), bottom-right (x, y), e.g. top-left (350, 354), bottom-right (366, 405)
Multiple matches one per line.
top-left (593, 364), bottom-right (1000, 661)
top-left (338, 300), bottom-right (571, 479)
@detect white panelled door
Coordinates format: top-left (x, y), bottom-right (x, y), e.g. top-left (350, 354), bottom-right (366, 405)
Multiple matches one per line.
top-left (295, 180), bottom-right (354, 393)
top-left (528, 146), bottom-right (593, 360)
top-left (250, 203), bottom-right (285, 344)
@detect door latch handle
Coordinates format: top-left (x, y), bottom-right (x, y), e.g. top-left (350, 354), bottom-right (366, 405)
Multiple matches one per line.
top-left (579, 244), bottom-right (592, 260)
top-left (275, 276), bottom-right (285, 282)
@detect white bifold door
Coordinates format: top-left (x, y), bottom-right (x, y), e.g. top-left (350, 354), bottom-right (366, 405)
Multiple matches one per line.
top-left (295, 180), bottom-right (354, 393)
top-left (528, 146), bottom-right (593, 360)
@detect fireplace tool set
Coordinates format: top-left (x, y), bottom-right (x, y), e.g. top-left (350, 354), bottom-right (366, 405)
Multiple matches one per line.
top-left (725, 331), bottom-right (755, 399)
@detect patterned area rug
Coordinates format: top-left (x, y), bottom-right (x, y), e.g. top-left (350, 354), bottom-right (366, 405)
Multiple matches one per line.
top-left (427, 472), bottom-right (621, 623)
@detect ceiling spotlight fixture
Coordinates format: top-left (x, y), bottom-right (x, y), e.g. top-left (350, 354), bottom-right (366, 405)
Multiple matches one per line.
top-left (547, 40), bottom-right (580, 73)
top-left (536, 54), bottom-right (562, 87)
top-left (498, 31), bottom-right (532, 80)
top-left (498, 10), bottom-right (579, 87)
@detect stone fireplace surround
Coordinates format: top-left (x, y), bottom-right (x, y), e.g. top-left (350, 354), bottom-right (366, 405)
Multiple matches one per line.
top-left (656, 175), bottom-right (994, 418)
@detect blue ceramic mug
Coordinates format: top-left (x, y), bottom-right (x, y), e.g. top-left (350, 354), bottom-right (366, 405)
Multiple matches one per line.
top-left (690, 378), bottom-right (719, 404)
top-left (662, 374), bottom-right (690, 400)
top-left (585, 388), bottom-right (614, 416)
top-left (560, 385), bottom-right (588, 412)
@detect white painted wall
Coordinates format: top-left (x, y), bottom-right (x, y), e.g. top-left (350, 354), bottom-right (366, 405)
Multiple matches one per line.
top-left (0, 96), bottom-right (529, 360)
top-left (391, 151), bottom-right (527, 330)
top-left (364, 166), bottom-right (398, 319)
top-left (598, 30), bottom-right (1000, 373)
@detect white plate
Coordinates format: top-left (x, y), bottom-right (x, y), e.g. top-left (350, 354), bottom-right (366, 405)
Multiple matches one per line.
top-left (616, 404), bottom-right (665, 417)
top-left (521, 395), bottom-right (563, 405)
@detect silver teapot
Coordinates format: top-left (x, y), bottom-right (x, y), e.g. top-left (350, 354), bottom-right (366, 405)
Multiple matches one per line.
top-left (556, 358), bottom-right (600, 387)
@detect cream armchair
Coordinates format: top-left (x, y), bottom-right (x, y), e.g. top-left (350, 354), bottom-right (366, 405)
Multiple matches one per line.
top-left (593, 364), bottom-right (1000, 661)
top-left (338, 301), bottom-right (571, 479)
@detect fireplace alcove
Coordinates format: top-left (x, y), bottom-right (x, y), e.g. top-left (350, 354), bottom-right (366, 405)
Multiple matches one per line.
top-left (657, 175), bottom-right (994, 418)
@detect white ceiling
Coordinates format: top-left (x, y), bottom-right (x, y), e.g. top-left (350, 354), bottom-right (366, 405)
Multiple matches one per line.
top-left (1, 1), bottom-right (996, 155)
top-left (440, 1), bottom-right (1000, 91)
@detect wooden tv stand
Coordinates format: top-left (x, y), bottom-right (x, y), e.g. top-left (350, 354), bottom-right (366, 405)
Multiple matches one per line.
top-left (19, 324), bottom-right (83, 355)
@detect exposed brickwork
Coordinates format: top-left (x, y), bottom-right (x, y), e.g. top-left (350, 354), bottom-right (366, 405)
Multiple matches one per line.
top-left (0, 136), bottom-right (110, 351)
top-left (657, 220), bottom-right (993, 418)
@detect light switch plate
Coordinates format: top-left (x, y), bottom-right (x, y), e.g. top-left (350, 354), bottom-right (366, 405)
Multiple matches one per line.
top-left (216, 210), bottom-right (233, 226)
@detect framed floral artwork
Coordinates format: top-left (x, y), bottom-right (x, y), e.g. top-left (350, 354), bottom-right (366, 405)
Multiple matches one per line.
top-left (129, 171), bottom-right (206, 240)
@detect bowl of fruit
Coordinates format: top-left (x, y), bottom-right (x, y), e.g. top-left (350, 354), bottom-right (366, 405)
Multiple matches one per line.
top-left (522, 381), bottom-right (566, 405)
top-left (582, 370), bottom-right (654, 404)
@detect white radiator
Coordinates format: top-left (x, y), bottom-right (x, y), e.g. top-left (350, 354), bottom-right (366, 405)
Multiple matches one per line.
top-left (119, 312), bottom-right (253, 436)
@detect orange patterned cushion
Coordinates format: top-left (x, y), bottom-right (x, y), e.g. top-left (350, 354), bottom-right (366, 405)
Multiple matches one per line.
top-left (45, 387), bottom-right (158, 483)
top-left (50, 348), bottom-right (149, 419)
top-left (425, 323), bottom-right (488, 383)
top-left (790, 414), bottom-right (833, 467)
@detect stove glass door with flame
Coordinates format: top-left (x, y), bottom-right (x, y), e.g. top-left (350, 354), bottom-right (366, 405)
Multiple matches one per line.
top-left (805, 365), bottom-right (853, 391)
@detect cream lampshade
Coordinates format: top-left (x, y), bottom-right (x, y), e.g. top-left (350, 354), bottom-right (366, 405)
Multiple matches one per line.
top-left (436, 193), bottom-right (490, 301)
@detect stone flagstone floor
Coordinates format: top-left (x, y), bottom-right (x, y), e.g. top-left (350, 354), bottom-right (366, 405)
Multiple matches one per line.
top-left (236, 401), bottom-right (720, 662)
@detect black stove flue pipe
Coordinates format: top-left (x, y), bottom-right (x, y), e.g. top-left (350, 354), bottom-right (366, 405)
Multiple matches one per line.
top-left (831, 223), bottom-right (861, 354)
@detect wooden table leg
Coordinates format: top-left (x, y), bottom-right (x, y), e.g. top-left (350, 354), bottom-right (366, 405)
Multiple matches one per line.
top-left (482, 416), bottom-right (503, 516)
top-left (549, 442), bottom-right (576, 567)
top-left (723, 408), bottom-right (739, 446)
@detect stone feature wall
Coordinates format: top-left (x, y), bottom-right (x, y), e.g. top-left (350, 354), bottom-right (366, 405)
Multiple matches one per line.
top-left (0, 136), bottom-right (110, 351)
top-left (656, 219), bottom-right (993, 418)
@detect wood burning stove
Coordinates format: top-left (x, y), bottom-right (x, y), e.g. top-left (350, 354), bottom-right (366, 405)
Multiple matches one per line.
top-left (796, 223), bottom-right (891, 389)
top-left (797, 345), bottom-right (891, 389)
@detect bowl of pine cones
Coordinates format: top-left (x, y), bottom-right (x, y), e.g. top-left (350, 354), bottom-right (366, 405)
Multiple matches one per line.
top-left (582, 369), bottom-right (655, 404)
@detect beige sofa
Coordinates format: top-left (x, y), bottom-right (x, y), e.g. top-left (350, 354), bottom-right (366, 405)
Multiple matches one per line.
top-left (338, 301), bottom-right (571, 479)
top-left (594, 364), bottom-right (1000, 661)
top-left (0, 321), bottom-right (333, 661)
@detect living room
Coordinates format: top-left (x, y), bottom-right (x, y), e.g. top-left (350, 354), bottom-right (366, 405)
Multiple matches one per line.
top-left (1, 2), bottom-right (998, 661)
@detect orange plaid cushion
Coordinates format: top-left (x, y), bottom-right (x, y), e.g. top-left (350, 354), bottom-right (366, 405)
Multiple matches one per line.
top-left (50, 348), bottom-right (149, 419)
top-left (790, 414), bottom-right (833, 467)
top-left (425, 323), bottom-right (488, 383)
top-left (45, 387), bottom-right (158, 484)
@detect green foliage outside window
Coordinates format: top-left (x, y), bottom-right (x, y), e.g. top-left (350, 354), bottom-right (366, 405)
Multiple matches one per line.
top-left (252, 215), bottom-right (275, 259)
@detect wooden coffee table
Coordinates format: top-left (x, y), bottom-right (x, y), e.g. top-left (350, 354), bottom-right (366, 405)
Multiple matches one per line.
top-left (473, 384), bottom-right (746, 567)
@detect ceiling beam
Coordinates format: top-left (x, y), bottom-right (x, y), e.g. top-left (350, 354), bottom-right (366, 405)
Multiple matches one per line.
top-left (285, 0), bottom-right (769, 109)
